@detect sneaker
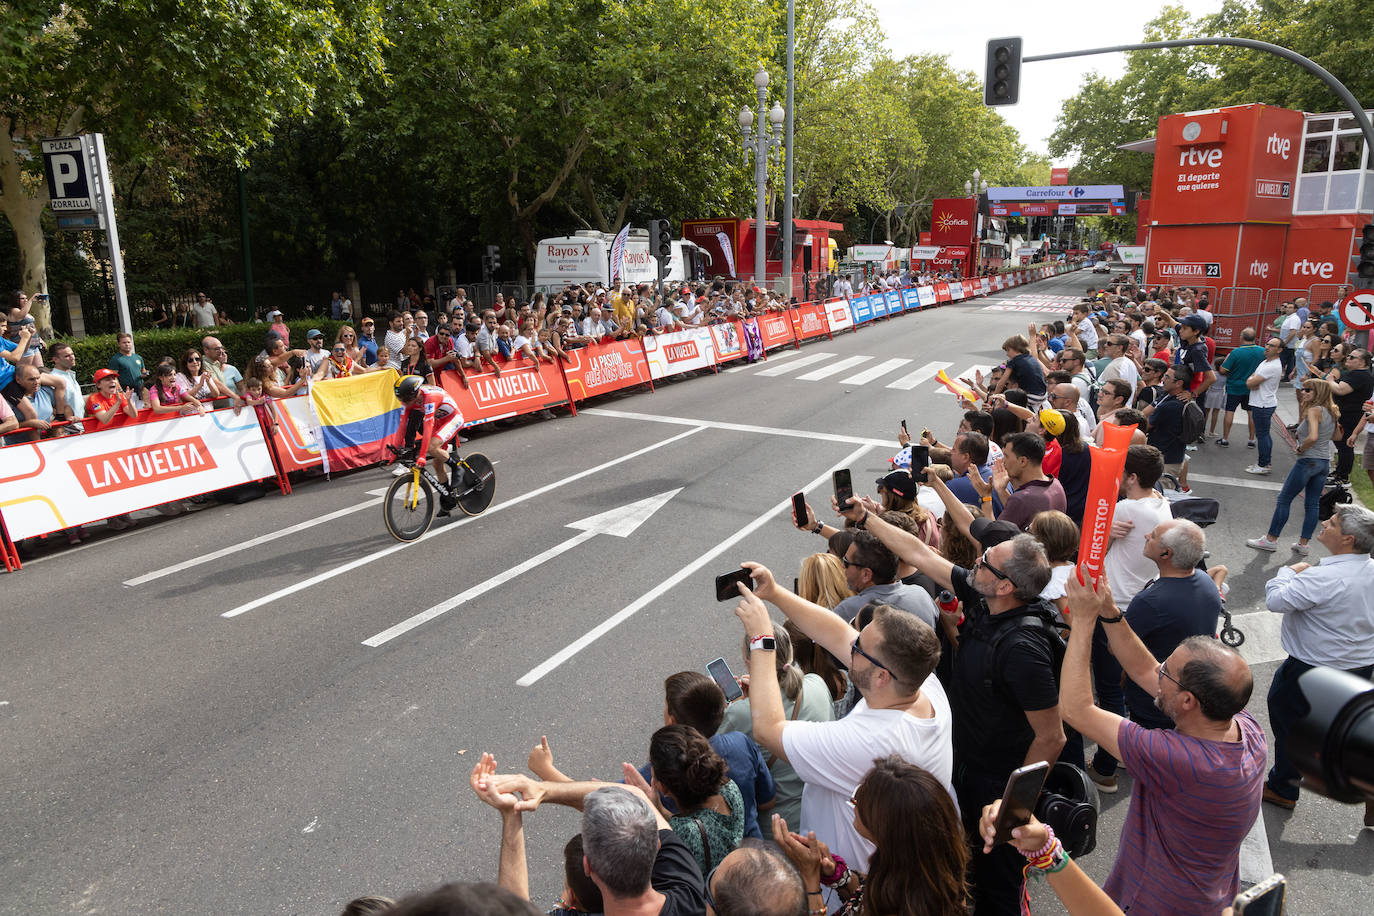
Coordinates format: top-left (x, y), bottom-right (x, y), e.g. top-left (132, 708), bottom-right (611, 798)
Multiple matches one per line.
top-left (1247, 439), bottom-right (1256, 448)
top-left (1245, 465), bottom-right (1272, 475)
top-left (1186, 443), bottom-right (1199, 452)
top-left (439, 493), bottom-right (458, 511)
top-left (392, 465), bottom-right (408, 477)
top-left (1291, 542), bottom-right (1310, 556)
top-left (1086, 764), bottom-right (1118, 794)
top-left (1247, 536), bottom-right (1278, 552)
top-left (1262, 786), bottom-right (1296, 810)
top-left (1217, 438), bottom-right (1229, 447)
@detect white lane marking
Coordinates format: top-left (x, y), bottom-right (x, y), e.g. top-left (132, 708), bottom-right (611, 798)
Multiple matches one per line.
top-left (1184, 473), bottom-right (1283, 492)
top-left (517, 442), bottom-right (874, 686)
top-left (886, 361), bottom-right (952, 390)
top-left (579, 407), bottom-right (894, 447)
top-left (363, 490), bottom-right (680, 647)
top-left (302, 817), bottom-right (319, 834)
top-left (841, 358), bottom-right (911, 386)
top-left (219, 427), bottom-right (706, 619)
top-left (755, 351), bottom-right (836, 377)
top-left (723, 349), bottom-right (800, 373)
top-left (1231, 610), bottom-right (1286, 666)
top-left (365, 487), bottom-right (390, 496)
top-left (366, 531), bottom-right (598, 646)
top-left (124, 498), bottom-right (385, 586)
top-left (796, 355), bottom-right (873, 381)
top-left (1238, 809), bottom-right (1273, 885)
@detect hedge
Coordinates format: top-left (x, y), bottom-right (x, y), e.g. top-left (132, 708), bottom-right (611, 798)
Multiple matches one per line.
top-left (60, 320), bottom-right (355, 389)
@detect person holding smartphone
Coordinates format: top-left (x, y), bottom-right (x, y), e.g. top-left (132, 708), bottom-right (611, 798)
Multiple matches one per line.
top-left (725, 561), bottom-right (952, 879)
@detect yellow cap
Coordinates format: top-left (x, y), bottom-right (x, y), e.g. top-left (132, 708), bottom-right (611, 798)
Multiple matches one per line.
top-left (1038, 407), bottom-right (1067, 437)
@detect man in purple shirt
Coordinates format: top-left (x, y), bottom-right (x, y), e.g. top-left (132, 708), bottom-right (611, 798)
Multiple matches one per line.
top-left (994, 432), bottom-right (1066, 530)
top-left (1060, 571), bottom-right (1266, 916)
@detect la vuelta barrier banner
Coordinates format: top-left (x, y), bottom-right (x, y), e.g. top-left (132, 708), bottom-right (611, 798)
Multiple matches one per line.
top-left (562, 339), bottom-right (652, 401)
top-left (642, 327), bottom-right (717, 379)
top-left (916, 286), bottom-right (937, 308)
top-left (934, 282), bottom-right (951, 303)
top-left (790, 302), bottom-right (831, 341)
top-left (1075, 422), bottom-right (1136, 590)
top-left (710, 320), bottom-right (747, 365)
top-left (441, 356), bottom-right (574, 423)
top-left (949, 281), bottom-right (965, 300)
top-left (267, 395), bottom-right (323, 473)
top-left (0, 408), bottom-right (275, 539)
top-left (823, 298), bottom-right (854, 333)
top-left (849, 294), bottom-right (876, 325)
top-left (755, 312), bottom-right (795, 350)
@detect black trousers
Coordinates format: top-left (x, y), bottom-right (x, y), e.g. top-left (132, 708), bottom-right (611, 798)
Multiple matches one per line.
top-left (955, 766), bottom-right (1027, 916)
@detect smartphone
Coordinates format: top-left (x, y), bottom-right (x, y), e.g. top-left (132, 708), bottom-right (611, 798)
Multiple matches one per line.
top-left (991, 761), bottom-right (1049, 845)
top-left (832, 468), bottom-right (854, 510)
top-left (908, 445), bottom-right (930, 472)
top-left (706, 657), bottom-right (744, 703)
top-left (791, 491), bottom-right (809, 529)
top-left (715, 568), bottom-right (754, 602)
top-left (900, 419), bottom-right (908, 431)
top-left (1233, 874), bottom-right (1285, 916)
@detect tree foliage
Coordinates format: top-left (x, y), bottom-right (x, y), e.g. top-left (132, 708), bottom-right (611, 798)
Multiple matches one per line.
top-left (1049, 0), bottom-right (1374, 194)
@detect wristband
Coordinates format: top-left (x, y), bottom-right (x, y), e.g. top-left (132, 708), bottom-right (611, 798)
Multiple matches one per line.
top-left (822, 853), bottom-right (849, 887)
top-left (811, 522), bottom-right (825, 535)
top-left (1021, 824), bottom-right (1057, 860)
top-left (856, 511), bottom-right (869, 530)
top-left (981, 496), bottom-right (993, 504)
top-left (1099, 614), bottom-right (1125, 624)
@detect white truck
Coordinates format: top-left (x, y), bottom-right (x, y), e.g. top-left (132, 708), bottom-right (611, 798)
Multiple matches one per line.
top-left (533, 229), bottom-right (710, 291)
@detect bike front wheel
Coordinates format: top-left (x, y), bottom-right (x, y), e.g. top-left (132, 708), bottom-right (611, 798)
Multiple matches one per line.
top-left (456, 453), bottom-right (496, 516)
top-left (384, 470), bottom-right (437, 541)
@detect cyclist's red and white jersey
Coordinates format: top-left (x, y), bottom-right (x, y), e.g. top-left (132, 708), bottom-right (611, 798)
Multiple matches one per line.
top-left (395, 385), bottom-right (463, 461)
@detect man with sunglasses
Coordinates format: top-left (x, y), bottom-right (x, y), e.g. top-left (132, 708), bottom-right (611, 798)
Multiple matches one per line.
top-left (840, 503), bottom-right (1062, 915)
top-left (1061, 572), bottom-right (1263, 916)
top-left (424, 322), bottom-right (461, 380)
top-left (724, 559), bottom-right (950, 877)
top-left (831, 530), bottom-right (938, 629)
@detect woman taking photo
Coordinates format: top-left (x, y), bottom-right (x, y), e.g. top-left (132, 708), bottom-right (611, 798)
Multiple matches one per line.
top-left (1247, 377), bottom-right (1340, 554)
top-left (175, 348), bottom-right (236, 407)
top-left (719, 626), bottom-right (834, 827)
top-left (774, 755), bottom-right (968, 916)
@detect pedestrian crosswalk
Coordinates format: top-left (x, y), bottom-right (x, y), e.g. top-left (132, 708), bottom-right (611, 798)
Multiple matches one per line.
top-left (733, 350), bottom-right (997, 397)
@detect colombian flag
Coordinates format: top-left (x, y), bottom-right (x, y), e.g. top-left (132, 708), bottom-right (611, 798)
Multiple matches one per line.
top-left (310, 370), bottom-right (402, 472)
top-left (934, 369), bottom-right (980, 402)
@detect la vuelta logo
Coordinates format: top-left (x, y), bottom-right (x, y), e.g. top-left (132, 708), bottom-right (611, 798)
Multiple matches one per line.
top-left (665, 341), bottom-right (699, 363)
top-left (472, 368), bottom-right (550, 405)
top-left (69, 436), bottom-right (217, 496)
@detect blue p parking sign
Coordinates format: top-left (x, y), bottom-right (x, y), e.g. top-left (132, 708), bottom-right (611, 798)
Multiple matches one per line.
top-left (41, 136), bottom-right (98, 212)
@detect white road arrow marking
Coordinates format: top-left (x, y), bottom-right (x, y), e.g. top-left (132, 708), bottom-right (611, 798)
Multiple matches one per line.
top-left (361, 490), bottom-right (682, 647)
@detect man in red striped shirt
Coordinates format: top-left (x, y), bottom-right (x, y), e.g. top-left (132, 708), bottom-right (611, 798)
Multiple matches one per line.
top-left (1060, 571), bottom-right (1265, 916)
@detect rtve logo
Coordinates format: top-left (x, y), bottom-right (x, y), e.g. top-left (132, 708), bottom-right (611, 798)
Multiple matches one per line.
top-left (1265, 133), bottom-right (1292, 160)
top-left (1178, 147), bottom-right (1223, 168)
top-left (1248, 260), bottom-right (1271, 279)
top-left (1292, 258), bottom-right (1334, 279)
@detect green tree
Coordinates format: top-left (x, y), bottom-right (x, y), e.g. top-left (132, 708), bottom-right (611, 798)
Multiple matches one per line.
top-left (0, 0), bottom-right (387, 329)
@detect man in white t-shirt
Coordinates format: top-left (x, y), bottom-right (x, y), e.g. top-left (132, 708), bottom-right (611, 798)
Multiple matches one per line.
top-left (1103, 444), bottom-right (1175, 602)
top-left (190, 293), bottom-right (217, 328)
top-left (833, 276), bottom-right (853, 299)
top-left (1098, 335), bottom-right (1140, 390)
top-left (1245, 338), bottom-right (1284, 475)
top-left (1278, 302), bottom-right (1303, 382)
top-left (728, 561), bottom-right (953, 874)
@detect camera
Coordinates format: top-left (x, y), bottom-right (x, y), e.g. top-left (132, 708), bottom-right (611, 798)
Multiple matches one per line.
top-left (1290, 667), bottom-right (1374, 803)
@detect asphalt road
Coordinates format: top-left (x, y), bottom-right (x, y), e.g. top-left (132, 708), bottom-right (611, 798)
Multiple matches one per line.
top-left (5, 269), bottom-right (1371, 915)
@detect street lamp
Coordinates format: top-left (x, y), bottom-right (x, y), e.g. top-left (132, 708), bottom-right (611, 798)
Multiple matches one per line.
top-left (740, 68), bottom-right (784, 291)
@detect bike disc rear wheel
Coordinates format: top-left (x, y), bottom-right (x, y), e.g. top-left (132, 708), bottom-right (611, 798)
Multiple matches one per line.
top-left (456, 453), bottom-right (496, 516)
top-left (384, 471), bottom-right (437, 541)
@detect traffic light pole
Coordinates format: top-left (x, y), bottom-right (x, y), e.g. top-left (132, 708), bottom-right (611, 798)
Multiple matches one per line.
top-left (1020, 38), bottom-right (1374, 159)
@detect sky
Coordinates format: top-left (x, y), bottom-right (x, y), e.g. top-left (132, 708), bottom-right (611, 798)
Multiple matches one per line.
top-left (870, 0), bottom-right (1226, 163)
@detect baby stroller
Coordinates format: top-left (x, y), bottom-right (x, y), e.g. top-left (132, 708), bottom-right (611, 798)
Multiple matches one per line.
top-left (1169, 495), bottom-right (1245, 648)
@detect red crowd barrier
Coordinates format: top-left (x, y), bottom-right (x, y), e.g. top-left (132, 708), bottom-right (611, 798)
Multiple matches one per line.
top-left (562, 339), bottom-right (654, 400)
top-left (439, 355), bottom-right (577, 424)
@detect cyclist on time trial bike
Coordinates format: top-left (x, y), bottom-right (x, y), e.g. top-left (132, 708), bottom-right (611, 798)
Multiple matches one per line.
top-left (391, 375), bottom-right (464, 511)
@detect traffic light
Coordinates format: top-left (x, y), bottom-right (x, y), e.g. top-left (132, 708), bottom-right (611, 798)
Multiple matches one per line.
top-left (984, 38), bottom-right (1022, 106)
top-left (651, 219), bottom-right (673, 262)
top-left (1358, 224), bottom-right (1374, 280)
top-left (487, 244), bottom-right (501, 272)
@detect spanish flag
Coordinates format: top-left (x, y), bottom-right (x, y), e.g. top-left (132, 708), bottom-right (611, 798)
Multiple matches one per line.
top-left (934, 369), bottom-right (980, 402)
top-left (310, 370), bottom-right (402, 472)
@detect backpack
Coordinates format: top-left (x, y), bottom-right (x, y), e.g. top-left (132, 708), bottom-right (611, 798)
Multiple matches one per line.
top-left (1073, 365), bottom-right (1101, 415)
top-left (1180, 397), bottom-right (1205, 442)
top-left (981, 602), bottom-right (1069, 699)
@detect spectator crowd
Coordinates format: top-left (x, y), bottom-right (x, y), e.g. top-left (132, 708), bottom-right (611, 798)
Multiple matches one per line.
top-left (320, 280), bottom-right (1373, 916)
